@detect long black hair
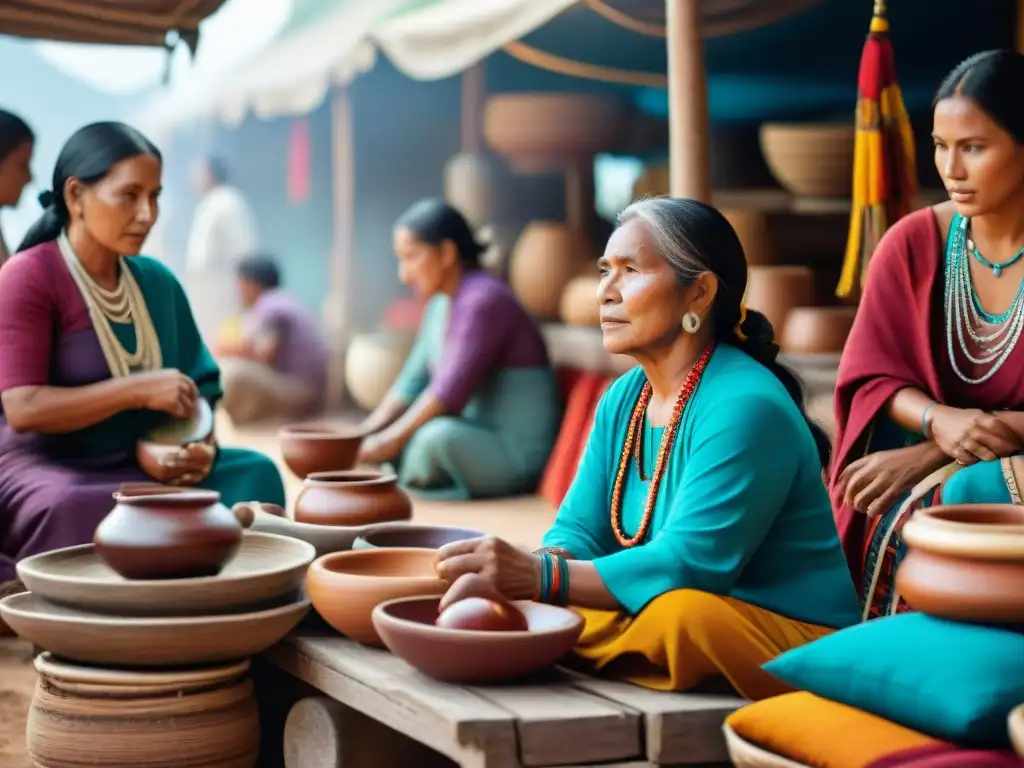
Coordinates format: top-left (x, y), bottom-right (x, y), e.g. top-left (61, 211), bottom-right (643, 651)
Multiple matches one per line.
top-left (394, 198), bottom-right (487, 269)
top-left (618, 196), bottom-right (831, 469)
top-left (934, 49), bottom-right (1024, 143)
top-left (17, 121), bottom-right (161, 253)
top-left (0, 109), bottom-right (33, 165)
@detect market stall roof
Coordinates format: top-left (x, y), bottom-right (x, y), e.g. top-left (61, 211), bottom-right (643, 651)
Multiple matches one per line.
top-left (0, 0), bottom-right (227, 48)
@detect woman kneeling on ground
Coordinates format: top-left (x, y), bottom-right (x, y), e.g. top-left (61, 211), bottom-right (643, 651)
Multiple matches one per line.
top-left (435, 197), bottom-right (861, 701)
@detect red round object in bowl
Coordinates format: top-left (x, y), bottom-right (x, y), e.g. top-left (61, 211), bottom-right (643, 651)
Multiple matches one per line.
top-left (436, 597), bottom-right (528, 632)
top-left (372, 596), bottom-right (583, 683)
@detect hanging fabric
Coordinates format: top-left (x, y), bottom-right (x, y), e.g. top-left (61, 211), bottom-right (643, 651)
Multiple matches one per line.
top-left (287, 117), bottom-right (311, 204)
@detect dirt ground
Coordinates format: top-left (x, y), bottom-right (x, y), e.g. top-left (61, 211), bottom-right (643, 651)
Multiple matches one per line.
top-left (0, 640), bottom-right (35, 767)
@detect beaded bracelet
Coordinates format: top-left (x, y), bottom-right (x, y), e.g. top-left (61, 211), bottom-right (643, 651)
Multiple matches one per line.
top-left (921, 401), bottom-right (937, 438)
top-left (537, 552), bottom-right (570, 605)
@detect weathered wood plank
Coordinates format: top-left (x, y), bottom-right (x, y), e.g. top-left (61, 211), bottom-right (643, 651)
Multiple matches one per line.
top-left (467, 681), bottom-right (642, 767)
top-left (563, 672), bottom-right (744, 765)
top-left (266, 632), bottom-right (521, 768)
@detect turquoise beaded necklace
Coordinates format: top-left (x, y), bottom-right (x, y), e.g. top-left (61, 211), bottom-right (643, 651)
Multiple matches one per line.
top-left (967, 233), bottom-right (1024, 278)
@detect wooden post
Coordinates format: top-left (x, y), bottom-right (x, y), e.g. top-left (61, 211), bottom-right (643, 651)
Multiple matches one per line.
top-left (460, 62), bottom-right (486, 154)
top-left (323, 85), bottom-right (355, 411)
top-left (1017, 0), bottom-right (1024, 53)
top-left (665, 0), bottom-right (711, 201)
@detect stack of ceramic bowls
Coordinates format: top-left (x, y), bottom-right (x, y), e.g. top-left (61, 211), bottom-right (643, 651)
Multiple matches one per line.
top-left (0, 487), bottom-right (316, 768)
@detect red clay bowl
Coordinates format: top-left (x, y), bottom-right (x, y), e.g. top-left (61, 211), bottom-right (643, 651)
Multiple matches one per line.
top-left (371, 596), bottom-right (584, 684)
top-left (278, 423), bottom-right (363, 478)
top-left (352, 524), bottom-right (485, 551)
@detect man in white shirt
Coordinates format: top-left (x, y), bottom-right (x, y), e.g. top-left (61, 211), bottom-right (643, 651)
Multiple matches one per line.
top-left (185, 156), bottom-right (258, 344)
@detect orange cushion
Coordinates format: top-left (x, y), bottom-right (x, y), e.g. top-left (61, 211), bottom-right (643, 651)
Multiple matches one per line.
top-left (726, 691), bottom-right (942, 768)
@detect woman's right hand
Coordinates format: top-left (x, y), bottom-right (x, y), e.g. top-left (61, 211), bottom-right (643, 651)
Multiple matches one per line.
top-left (130, 369), bottom-right (198, 418)
top-left (929, 405), bottom-right (1023, 463)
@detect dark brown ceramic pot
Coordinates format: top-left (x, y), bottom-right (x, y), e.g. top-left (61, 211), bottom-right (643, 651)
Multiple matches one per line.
top-left (292, 471), bottom-right (412, 527)
top-left (352, 524), bottom-right (485, 551)
top-left (278, 423), bottom-right (363, 479)
top-left (94, 487), bottom-right (242, 580)
top-left (896, 503), bottom-right (1024, 624)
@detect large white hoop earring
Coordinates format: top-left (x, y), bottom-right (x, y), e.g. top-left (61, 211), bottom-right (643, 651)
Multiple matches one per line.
top-left (681, 312), bottom-right (701, 334)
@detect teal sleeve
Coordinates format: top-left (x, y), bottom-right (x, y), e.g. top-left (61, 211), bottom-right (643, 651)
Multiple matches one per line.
top-left (540, 387), bottom-right (616, 560)
top-left (389, 323), bottom-right (431, 404)
top-left (594, 395), bottom-right (797, 614)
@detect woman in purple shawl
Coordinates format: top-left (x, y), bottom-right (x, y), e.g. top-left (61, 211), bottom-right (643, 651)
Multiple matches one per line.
top-left (0, 122), bottom-right (285, 601)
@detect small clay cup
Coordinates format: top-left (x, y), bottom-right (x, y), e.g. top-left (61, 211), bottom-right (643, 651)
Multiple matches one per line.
top-left (372, 596), bottom-right (584, 683)
top-left (306, 548), bottom-right (446, 647)
top-left (293, 470), bottom-right (412, 527)
top-left (279, 423), bottom-right (363, 479)
top-left (94, 487), bottom-right (242, 580)
top-left (352, 524), bottom-right (485, 551)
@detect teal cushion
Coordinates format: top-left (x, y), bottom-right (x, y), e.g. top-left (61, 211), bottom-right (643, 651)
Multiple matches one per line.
top-left (762, 613), bottom-right (1024, 747)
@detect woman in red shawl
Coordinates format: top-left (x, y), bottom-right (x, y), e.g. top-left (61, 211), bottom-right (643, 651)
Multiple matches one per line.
top-left (831, 50), bottom-right (1024, 620)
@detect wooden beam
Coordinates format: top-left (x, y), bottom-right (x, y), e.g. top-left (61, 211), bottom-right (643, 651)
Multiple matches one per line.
top-left (665, 0), bottom-right (711, 201)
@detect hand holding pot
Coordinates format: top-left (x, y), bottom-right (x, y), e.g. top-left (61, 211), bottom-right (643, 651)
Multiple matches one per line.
top-left (434, 536), bottom-right (540, 601)
top-left (137, 441), bottom-right (215, 487)
top-left (356, 430), bottom-right (403, 465)
top-left (131, 369), bottom-right (198, 419)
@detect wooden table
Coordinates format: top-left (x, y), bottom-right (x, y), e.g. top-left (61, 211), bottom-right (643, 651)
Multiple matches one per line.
top-left (259, 628), bottom-right (745, 768)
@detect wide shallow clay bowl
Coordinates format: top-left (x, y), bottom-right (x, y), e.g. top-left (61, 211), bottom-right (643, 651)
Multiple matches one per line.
top-left (897, 504), bottom-right (1024, 624)
top-left (232, 502), bottom-right (368, 556)
top-left (293, 470), bottom-right (412, 527)
top-left (372, 596), bottom-right (584, 684)
top-left (279, 423), bottom-right (363, 478)
top-left (780, 306), bottom-right (857, 355)
top-left (17, 532), bottom-right (314, 616)
top-left (1010, 704), bottom-right (1024, 759)
top-left (352, 523), bottom-right (485, 551)
top-left (306, 548), bottom-right (447, 647)
top-left (28, 654), bottom-right (259, 768)
top-left (0, 591), bottom-right (310, 667)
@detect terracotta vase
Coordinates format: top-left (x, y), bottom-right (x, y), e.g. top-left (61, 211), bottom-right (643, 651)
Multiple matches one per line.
top-left (306, 548), bottom-right (447, 647)
top-left (94, 487), bottom-right (241, 580)
top-left (780, 306), bottom-right (858, 355)
top-left (292, 471), bottom-right (412, 527)
top-left (745, 265), bottom-right (815, 336)
top-left (760, 122), bottom-right (855, 198)
top-left (344, 331), bottom-right (414, 412)
top-left (28, 653), bottom-right (259, 767)
top-left (559, 274), bottom-right (601, 327)
top-left (896, 504), bottom-right (1024, 624)
top-left (721, 210), bottom-right (775, 266)
top-left (510, 221), bottom-right (590, 319)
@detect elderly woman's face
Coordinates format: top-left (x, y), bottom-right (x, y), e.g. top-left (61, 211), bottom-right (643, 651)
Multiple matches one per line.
top-left (0, 140), bottom-right (33, 208)
top-left (68, 154), bottom-right (161, 256)
top-left (597, 219), bottom-right (692, 356)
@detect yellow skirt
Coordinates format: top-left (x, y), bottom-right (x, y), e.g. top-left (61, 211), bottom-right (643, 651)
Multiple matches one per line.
top-left (569, 589), bottom-right (834, 701)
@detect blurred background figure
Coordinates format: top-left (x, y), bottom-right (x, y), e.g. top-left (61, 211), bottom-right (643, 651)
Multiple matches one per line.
top-left (185, 155), bottom-right (258, 345)
top-left (0, 110), bottom-right (34, 265)
top-left (216, 253), bottom-right (329, 426)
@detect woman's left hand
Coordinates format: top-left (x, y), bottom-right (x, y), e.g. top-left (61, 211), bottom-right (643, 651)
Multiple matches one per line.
top-left (356, 430), bottom-right (404, 464)
top-left (435, 537), bottom-right (541, 600)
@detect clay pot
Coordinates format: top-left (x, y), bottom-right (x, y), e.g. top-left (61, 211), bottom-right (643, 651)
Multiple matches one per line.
top-left (372, 596), bottom-right (584, 684)
top-left (722, 210), bottom-right (775, 266)
top-left (28, 653), bottom-right (259, 767)
top-left (344, 331), bottom-right (415, 412)
top-left (293, 470), bottom-right (412, 527)
top-left (278, 423), bottom-right (362, 478)
top-left (94, 487), bottom-right (241, 580)
top-left (559, 274), bottom-right (601, 327)
top-left (780, 306), bottom-right (858, 355)
top-left (745, 265), bottom-right (815, 335)
top-left (760, 123), bottom-right (855, 198)
top-left (510, 221), bottom-right (591, 319)
top-left (443, 152), bottom-right (497, 228)
top-left (484, 93), bottom-right (626, 173)
top-left (897, 504), bottom-right (1024, 624)
top-left (352, 524), bottom-right (485, 551)
top-left (306, 548), bottom-right (447, 646)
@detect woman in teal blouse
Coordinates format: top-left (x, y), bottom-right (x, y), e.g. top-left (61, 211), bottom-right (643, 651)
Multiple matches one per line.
top-left (436, 197), bottom-right (861, 700)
